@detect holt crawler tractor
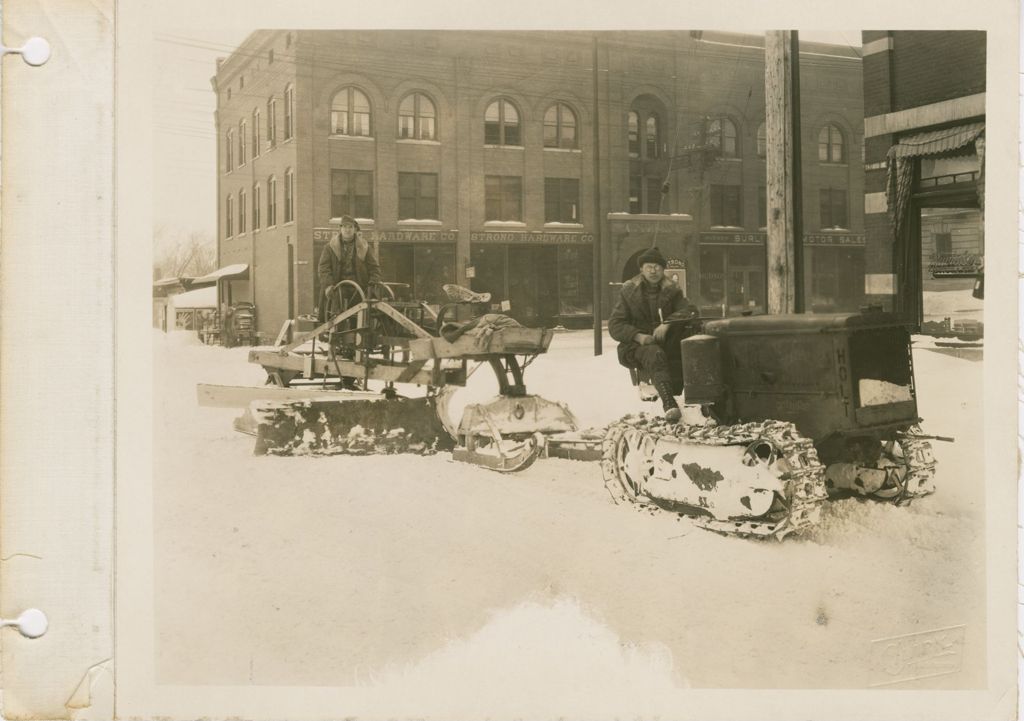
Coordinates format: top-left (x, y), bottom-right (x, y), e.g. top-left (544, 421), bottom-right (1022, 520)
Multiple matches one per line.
top-left (602, 307), bottom-right (941, 539)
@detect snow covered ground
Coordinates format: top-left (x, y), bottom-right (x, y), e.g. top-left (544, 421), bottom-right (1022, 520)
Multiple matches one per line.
top-left (152, 326), bottom-right (986, 709)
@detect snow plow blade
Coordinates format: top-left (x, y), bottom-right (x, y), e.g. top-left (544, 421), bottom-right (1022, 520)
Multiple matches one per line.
top-left (252, 396), bottom-right (454, 456)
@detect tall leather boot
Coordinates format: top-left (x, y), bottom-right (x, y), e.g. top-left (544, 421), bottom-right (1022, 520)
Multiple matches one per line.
top-left (654, 379), bottom-right (682, 423)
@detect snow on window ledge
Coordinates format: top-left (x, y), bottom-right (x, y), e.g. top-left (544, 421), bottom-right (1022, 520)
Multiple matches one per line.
top-left (329, 134), bottom-right (375, 141)
top-left (328, 217), bottom-right (376, 226)
top-left (820, 226), bottom-right (850, 232)
top-left (396, 138), bottom-right (440, 145)
top-left (397, 219), bottom-right (442, 225)
top-left (544, 222), bottom-right (584, 228)
top-left (483, 220), bottom-right (526, 227)
top-left (483, 144), bottom-right (525, 150)
top-left (709, 225), bottom-right (745, 230)
top-left (542, 147), bottom-right (582, 153)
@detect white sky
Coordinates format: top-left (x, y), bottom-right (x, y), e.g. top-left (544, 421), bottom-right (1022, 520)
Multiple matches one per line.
top-left (152, 30), bottom-right (862, 241)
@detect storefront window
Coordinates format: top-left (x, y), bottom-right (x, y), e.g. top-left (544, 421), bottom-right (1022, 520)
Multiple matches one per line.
top-left (377, 243), bottom-right (454, 306)
top-left (699, 245), bottom-right (766, 316)
top-left (808, 246), bottom-right (865, 312)
top-left (557, 245), bottom-right (593, 317)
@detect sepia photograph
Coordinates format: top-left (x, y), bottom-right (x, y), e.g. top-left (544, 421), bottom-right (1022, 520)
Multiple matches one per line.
top-left (7, 0), bottom-right (1019, 716)
top-left (145, 23), bottom-right (996, 702)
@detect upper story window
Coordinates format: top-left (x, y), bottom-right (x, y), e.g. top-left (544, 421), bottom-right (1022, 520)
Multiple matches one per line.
top-left (706, 116), bottom-right (738, 158)
top-left (267, 97), bottom-right (277, 148)
top-left (268, 48), bottom-right (274, 64)
top-left (225, 129), bottom-right (234, 171)
top-left (225, 194), bottom-right (234, 237)
top-left (284, 168), bottom-right (294, 223)
top-left (284, 84), bottom-right (295, 140)
top-left (819, 188), bottom-right (848, 229)
top-left (756, 122), bottom-right (767, 158)
top-left (238, 119), bottom-right (247, 166)
top-left (239, 188), bottom-right (247, 234)
top-left (267, 175), bottom-right (277, 226)
top-left (484, 98), bottom-right (521, 146)
top-left (252, 109), bottom-right (261, 158)
top-left (331, 86), bottom-right (371, 137)
top-left (331, 169), bottom-right (374, 219)
top-left (544, 103), bottom-right (577, 149)
top-left (252, 183), bottom-right (261, 231)
top-left (398, 93), bottom-right (436, 140)
top-left (710, 184), bottom-right (742, 226)
top-left (818, 124), bottom-right (845, 163)
top-left (628, 98), bottom-right (664, 160)
top-left (544, 178), bottom-right (580, 223)
top-left (398, 172), bottom-right (437, 220)
top-left (484, 175), bottom-right (522, 221)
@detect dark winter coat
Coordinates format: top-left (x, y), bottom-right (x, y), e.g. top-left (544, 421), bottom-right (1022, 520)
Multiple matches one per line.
top-left (317, 236), bottom-right (382, 296)
top-left (608, 274), bottom-right (697, 366)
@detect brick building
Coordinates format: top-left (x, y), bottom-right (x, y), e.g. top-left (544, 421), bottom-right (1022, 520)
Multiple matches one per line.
top-left (860, 31), bottom-right (985, 326)
top-left (213, 30), bottom-right (864, 338)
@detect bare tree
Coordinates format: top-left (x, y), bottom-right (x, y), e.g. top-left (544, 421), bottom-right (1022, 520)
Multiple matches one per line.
top-left (153, 225), bottom-right (217, 280)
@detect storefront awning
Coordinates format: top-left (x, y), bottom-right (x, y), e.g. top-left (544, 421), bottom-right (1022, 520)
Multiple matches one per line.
top-left (887, 122), bottom-right (985, 160)
top-left (192, 263), bottom-right (249, 285)
top-left (171, 286), bottom-right (217, 309)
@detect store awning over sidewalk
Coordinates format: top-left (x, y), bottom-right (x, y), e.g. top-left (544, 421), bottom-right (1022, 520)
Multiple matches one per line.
top-left (171, 286), bottom-right (217, 309)
top-left (887, 121), bottom-right (985, 159)
top-left (192, 263), bottom-right (249, 285)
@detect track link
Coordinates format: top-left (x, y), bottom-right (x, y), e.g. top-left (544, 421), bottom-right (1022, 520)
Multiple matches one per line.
top-left (601, 414), bottom-right (829, 540)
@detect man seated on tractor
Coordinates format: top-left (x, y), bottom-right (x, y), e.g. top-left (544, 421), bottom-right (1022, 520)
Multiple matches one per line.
top-left (317, 214), bottom-right (383, 323)
top-left (609, 247), bottom-right (698, 423)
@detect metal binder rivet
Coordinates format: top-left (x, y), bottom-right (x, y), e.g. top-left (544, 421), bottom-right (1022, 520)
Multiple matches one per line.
top-left (1, 608), bottom-right (48, 638)
top-left (2, 37), bottom-right (51, 66)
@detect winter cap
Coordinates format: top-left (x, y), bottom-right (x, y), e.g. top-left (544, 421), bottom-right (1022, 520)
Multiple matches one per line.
top-left (337, 215), bottom-right (361, 230)
top-left (637, 246), bottom-right (667, 269)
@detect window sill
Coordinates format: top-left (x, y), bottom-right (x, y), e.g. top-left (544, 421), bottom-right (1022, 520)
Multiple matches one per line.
top-left (483, 220), bottom-right (526, 227)
top-left (718, 157), bottom-right (742, 163)
top-left (329, 134), bottom-right (375, 141)
top-left (543, 147), bottom-right (582, 153)
top-left (819, 227), bottom-right (851, 232)
top-left (708, 225), bottom-right (745, 230)
top-left (820, 162), bottom-right (848, 167)
top-left (396, 138), bottom-right (440, 145)
top-left (544, 222), bottom-right (584, 228)
top-left (483, 144), bottom-right (524, 150)
top-left (398, 219), bottom-right (442, 225)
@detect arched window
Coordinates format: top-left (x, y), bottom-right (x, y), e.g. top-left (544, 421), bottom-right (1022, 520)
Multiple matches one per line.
top-left (398, 93), bottom-right (437, 140)
top-left (284, 84), bottom-right (295, 140)
top-left (331, 87), bottom-right (372, 137)
top-left (225, 129), bottom-right (234, 172)
top-left (239, 119), bottom-right (247, 165)
top-left (267, 175), bottom-right (277, 227)
top-left (627, 111), bottom-right (640, 157)
top-left (252, 109), bottom-right (261, 158)
top-left (818, 124), bottom-right (845, 163)
top-left (284, 168), bottom-right (294, 223)
top-left (267, 97), bottom-right (277, 147)
top-left (706, 116), bottom-right (738, 158)
top-left (756, 122), bottom-right (767, 158)
top-left (645, 113), bottom-right (660, 159)
top-left (484, 98), bottom-right (521, 146)
top-left (543, 103), bottom-right (578, 149)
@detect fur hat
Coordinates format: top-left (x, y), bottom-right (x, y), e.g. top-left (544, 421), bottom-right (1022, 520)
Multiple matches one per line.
top-left (637, 246), bottom-right (667, 269)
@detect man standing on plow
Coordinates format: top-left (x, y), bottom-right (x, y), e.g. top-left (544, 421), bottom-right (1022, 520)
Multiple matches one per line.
top-left (609, 247), bottom-right (698, 423)
top-left (317, 215), bottom-right (383, 323)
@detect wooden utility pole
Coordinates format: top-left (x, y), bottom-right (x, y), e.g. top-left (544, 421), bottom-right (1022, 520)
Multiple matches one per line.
top-left (591, 35), bottom-right (603, 354)
top-left (764, 31), bottom-right (804, 313)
